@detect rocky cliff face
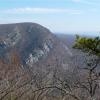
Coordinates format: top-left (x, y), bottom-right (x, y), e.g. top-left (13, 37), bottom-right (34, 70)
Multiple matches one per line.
top-left (26, 39), bottom-right (53, 66)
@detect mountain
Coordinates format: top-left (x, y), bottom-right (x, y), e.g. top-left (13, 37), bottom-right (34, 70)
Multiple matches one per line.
top-left (0, 22), bottom-right (53, 63)
top-left (0, 23), bottom-right (73, 65)
top-left (0, 23), bottom-right (73, 100)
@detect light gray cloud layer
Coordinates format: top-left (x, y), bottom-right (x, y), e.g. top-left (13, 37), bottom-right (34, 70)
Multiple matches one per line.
top-left (0, 7), bottom-right (81, 14)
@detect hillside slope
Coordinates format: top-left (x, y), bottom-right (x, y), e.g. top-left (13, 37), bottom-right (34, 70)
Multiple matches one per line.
top-left (0, 23), bottom-right (73, 100)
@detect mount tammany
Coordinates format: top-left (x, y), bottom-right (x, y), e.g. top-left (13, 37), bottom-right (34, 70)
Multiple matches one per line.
top-left (0, 22), bottom-right (73, 100)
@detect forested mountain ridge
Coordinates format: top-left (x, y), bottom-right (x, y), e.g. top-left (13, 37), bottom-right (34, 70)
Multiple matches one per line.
top-left (0, 23), bottom-right (73, 100)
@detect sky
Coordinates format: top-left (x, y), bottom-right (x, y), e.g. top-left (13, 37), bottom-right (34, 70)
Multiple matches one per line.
top-left (0, 0), bottom-right (100, 35)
